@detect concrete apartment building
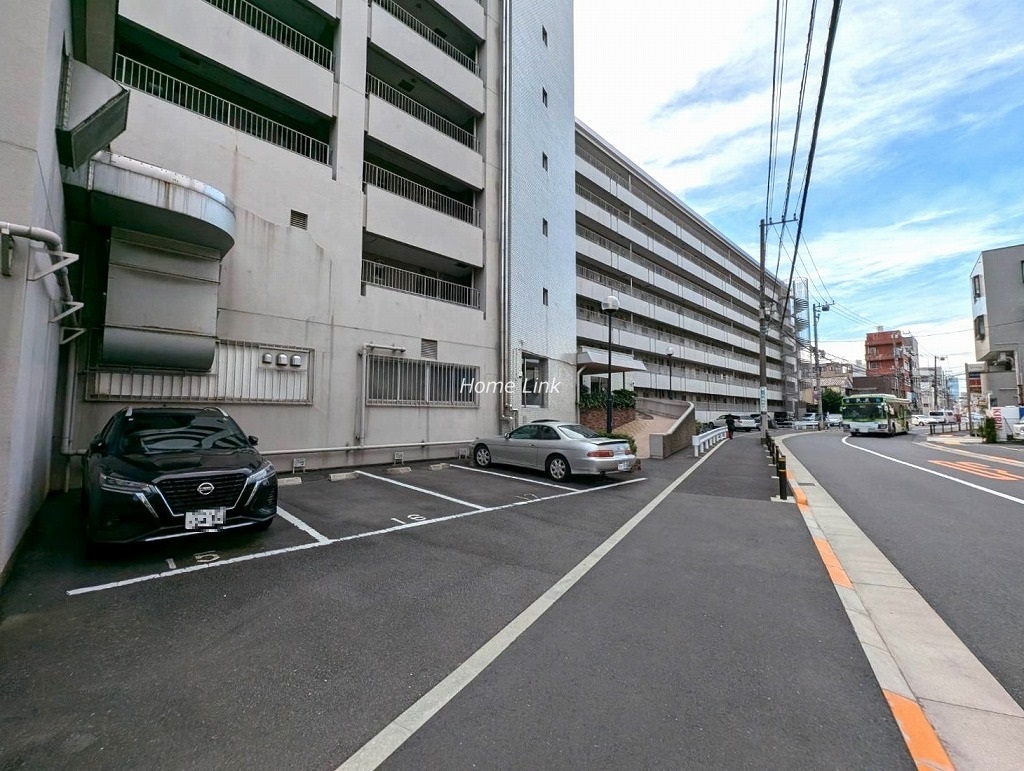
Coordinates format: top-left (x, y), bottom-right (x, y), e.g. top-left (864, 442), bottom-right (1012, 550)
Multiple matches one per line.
top-left (970, 243), bottom-right (1024, 407)
top-left (1, 0), bottom-right (796, 576)
top-left (1, 0), bottom-right (578, 574)
top-left (863, 328), bottom-right (916, 405)
top-left (573, 124), bottom-right (798, 424)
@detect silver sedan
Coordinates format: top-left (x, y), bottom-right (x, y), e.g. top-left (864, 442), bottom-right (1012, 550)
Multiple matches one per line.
top-left (472, 420), bottom-right (636, 481)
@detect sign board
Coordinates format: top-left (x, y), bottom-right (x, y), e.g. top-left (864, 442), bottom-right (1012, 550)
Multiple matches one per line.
top-left (759, 387), bottom-right (767, 414)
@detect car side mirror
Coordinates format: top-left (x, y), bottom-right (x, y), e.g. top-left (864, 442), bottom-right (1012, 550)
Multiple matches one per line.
top-left (248, 435), bottom-right (259, 446)
top-left (89, 438), bottom-right (106, 454)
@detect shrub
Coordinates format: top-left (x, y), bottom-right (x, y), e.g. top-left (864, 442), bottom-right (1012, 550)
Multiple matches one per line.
top-left (983, 417), bottom-right (998, 443)
top-left (578, 389), bottom-right (636, 410)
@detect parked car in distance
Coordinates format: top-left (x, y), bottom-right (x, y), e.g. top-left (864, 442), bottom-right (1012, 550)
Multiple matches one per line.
top-left (748, 413), bottom-right (778, 429)
top-left (911, 414), bottom-right (939, 426)
top-left (1012, 419), bottom-right (1024, 441)
top-left (473, 420), bottom-right (635, 481)
top-left (792, 414), bottom-right (820, 429)
top-left (712, 414), bottom-right (757, 431)
top-left (81, 406), bottom-right (277, 554)
top-left (826, 413), bottom-right (843, 427)
top-left (928, 409), bottom-right (958, 424)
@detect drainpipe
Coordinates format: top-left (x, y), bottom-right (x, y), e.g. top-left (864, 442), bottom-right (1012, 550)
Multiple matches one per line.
top-left (499, 0), bottom-right (513, 431)
top-left (1, 221), bottom-right (84, 487)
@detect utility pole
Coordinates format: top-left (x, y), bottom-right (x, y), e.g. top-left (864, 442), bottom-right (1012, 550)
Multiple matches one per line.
top-left (812, 302), bottom-right (829, 429)
top-left (758, 218), bottom-right (768, 443)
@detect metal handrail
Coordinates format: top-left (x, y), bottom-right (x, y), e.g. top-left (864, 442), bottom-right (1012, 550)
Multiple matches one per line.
top-left (363, 162), bottom-right (480, 226)
top-left (372, 0), bottom-right (480, 76)
top-left (202, 0), bottom-right (334, 70)
top-left (367, 75), bottom-right (477, 150)
top-left (362, 260), bottom-right (480, 309)
top-left (115, 55), bottom-right (331, 165)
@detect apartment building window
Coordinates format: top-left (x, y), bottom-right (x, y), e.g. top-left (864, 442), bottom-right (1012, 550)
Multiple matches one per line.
top-left (542, 219), bottom-right (548, 236)
top-left (542, 26), bottom-right (548, 45)
top-left (542, 152), bottom-right (548, 170)
top-left (522, 356), bottom-right (548, 407)
top-left (975, 315), bottom-right (986, 340)
top-left (542, 288), bottom-right (549, 305)
top-left (366, 355), bottom-right (478, 405)
top-left (542, 88), bottom-right (548, 106)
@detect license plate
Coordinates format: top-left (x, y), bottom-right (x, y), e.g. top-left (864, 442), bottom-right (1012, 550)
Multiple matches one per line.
top-left (618, 461), bottom-right (631, 471)
top-left (185, 508), bottom-right (226, 530)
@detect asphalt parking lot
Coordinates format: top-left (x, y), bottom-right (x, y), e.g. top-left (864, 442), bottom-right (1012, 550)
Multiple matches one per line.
top-left (5, 459), bottom-right (649, 604)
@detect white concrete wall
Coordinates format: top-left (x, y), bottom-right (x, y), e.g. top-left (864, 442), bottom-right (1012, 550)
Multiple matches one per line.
top-left (0, 0), bottom-right (71, 576)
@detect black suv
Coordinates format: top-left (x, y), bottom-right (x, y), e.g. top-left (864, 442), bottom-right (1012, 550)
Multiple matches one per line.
top-left (82, 406), bottom-right (277, 552)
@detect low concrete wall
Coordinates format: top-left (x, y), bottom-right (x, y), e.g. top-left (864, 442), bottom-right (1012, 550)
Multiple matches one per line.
top-left (648, 401), bottom-right (697, 459)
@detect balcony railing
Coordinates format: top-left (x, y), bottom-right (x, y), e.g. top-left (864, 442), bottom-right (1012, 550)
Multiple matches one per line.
top-left (371, 0), bottom-right (480, 76)
top-left (367, 74), bottom-right (477, 151)
top-left (363, 162), bottom-right (480, 226)
top-left (115, 55), bottom-right (331, 165)
top-left (362, 260), bottom-right (480, 309)
top-left (202, 0), bottom-right (334, 70)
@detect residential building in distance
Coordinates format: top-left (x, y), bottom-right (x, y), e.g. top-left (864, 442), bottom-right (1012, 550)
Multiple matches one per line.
top-left (970, 243), bottom-right (1024, 407)
top-left (864, 328), bottom-right (916, 406)
top-left (573, 123), bottom-right (798, 424)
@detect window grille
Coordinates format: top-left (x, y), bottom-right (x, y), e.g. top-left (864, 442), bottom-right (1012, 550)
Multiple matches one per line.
top-left (366, 355), bottom-right (478, 406)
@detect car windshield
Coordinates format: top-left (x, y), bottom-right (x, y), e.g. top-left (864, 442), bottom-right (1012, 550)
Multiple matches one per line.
top-left (116, 413), bottom-right (251, 453)
top-left (558, 423), bottom-right (601, 439)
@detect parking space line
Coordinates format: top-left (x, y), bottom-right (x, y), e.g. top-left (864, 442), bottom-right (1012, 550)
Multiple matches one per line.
top-left (277, 505), bottom-right (330, 544)
top-left (448, 464), bottom-right (575, 490)
top-left (354, 470), bottom-right (487, 510)
top-left (65, 477), bottom-right (648, 596)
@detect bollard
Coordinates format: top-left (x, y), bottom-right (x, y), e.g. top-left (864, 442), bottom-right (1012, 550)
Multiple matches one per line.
top-left (777, 453), bottom-right (788, 500)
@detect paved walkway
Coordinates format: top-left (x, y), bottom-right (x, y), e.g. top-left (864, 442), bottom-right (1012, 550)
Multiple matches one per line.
top-left (615, 413), bottom-right (678, 459)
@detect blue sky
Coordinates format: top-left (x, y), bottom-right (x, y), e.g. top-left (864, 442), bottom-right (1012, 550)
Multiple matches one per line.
top-left (573, 0), bottom-right (1024, 383)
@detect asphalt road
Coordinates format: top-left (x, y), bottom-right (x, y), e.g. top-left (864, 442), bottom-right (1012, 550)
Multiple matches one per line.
top-left (783, 429), bottom-right (1024, 706)
top-left (1, 438), bottom-right (916, 770)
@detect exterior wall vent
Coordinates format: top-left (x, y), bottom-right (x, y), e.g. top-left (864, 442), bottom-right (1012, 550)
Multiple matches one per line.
top-left (421, 339), bottom-right (438, 359)
top-left (290, 210), bottom-right (308, 229)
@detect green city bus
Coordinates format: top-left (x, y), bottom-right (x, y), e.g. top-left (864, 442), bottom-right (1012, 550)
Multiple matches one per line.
top-left (840, 393), bottom-right (911, 436)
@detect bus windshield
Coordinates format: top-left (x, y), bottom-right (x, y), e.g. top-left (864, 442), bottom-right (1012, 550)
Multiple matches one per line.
top-left (842, 403), bottom-right (886, 421)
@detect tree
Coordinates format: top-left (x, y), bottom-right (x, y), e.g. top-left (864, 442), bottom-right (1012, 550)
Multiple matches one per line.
top-left (822, 387), bottom-right (844, 415)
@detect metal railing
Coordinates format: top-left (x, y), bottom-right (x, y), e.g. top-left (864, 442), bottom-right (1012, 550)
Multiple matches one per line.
top-left (202, 0), bottom-right (334, 70)
top-left (372, 0), bottom-right (480, 76)
top-left (367, 75), bottom-right (478, 150)
top-left (366, 355), bottom-right (479, 406)
top-left (362, 260), bottom-right (480, 309)
top-left (115, 55), bottom-right (332, 165)
top-left (363, 162), bottom-right (480, 226)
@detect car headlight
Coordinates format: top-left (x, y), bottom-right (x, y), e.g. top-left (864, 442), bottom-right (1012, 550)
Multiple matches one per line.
top-left (99, 472), bottom-right (156, 494)
top-left (247, 461), bottom-right (277, 486)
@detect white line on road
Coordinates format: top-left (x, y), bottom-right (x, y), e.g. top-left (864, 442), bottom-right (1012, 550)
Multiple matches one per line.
top-left (448, 464), bottom-right (576, 490)
top-left (335, 449), bottom-right (721, 769)
top-left (354, 470), bottom-right (487, 510)
top-left (66, 477), bottom-right (648, 596)
top-left (276, 505), bottom-right (331, 543)
top-left (842, 436), bottom-right (1024, 505)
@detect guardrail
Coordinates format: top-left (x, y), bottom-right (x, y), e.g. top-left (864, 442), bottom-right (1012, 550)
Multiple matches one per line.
top-left (202, 0), bottom-right (334, 70)
top-left (115, 55), bottom-right (331, 165)
top-left (363, 162), bottom-right (480, 226)
top-left (372, 0), bottom-right (480, 76)
top-left (361, 260), bottom-right (480, 309)
top-left (692, 426), bottom-right (728, 457)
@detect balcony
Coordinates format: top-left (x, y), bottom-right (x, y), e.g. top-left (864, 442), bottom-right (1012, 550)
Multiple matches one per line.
top-left (115, 55), bottom-right (331, 165)
top-left (119, 0), bottom-right (335, 115)
top-left (370, 0), bottom-right (484, 113)
top-left (366, 75), bottom-right (483, 188)
top-left (363, 162), bottom-right (482, 267)
top-left (362, 260), bottom-right (479, 309)
top-left (202, 0), bottom-right (334, 70)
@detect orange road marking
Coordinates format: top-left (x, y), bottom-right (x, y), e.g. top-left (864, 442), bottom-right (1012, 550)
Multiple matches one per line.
top-left (811, 536), bottom-right (853, 589)
top-left (929, 460), bottom-right (1024, 481)
top-left (882, 690), bottom-right (955, 771)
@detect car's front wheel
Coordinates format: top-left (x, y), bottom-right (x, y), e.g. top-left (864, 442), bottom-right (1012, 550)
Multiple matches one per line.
top-left (474, 444), bottom-right (492, 468)
top-left (545, 454), bottom-right (570, 481)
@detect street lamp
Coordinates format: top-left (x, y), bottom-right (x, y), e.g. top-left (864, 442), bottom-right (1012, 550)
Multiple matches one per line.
top-left (666, 346), bottom-right (675, 400)
top-left (601, 296), bottom-right (619, 433)
top-left (812, 302), bottom-right (830, 429)
top-left (933, 355), bottom-right (946, 411)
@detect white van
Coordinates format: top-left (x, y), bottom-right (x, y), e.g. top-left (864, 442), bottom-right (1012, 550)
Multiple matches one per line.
top-left (928, 409), bottom-right (957, 424)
